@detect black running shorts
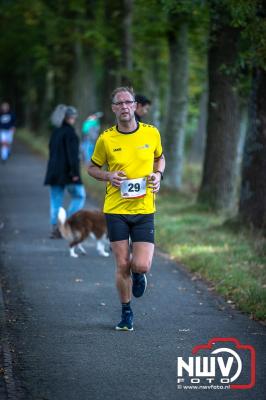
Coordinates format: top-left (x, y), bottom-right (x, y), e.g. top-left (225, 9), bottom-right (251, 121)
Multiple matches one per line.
top-left (105, 213), bottom-right (155, 243)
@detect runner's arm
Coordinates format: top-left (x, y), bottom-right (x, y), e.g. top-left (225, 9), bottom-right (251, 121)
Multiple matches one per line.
top-left (148, 154), bottom-right (166, 193)
top-left (153, 153), bottom-right (165, 179)
top-left (87, 162), bottom-right (127, 187)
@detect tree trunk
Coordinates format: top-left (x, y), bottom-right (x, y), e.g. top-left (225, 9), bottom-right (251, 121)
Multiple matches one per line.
top-left (101, 0), bottom-right (122, 127)
top-left (38, 69), bottom-right (55, 134)
top-left (53, 57), bottom-right (73, 107)
top-left (101, 56), bottom-right (118, 127)
top-left (24, 73), bottom-right (44, 132)
top-left (72, 40), bottom-right (97, 134)
top-left (239, 69), bottom-right (266, 233)
top-left (197, 22), bottom-right (241, 210)
top-left (163, 21), bottom-right (189, 189)
top-left (121, 0), bottom-right (133, 86)
top-left (236, 102), bottom-right (248, 181)
top-left (123, 0), bottom-right (133, 70)
top-left (188, 87), bottom-right (208, 163)
top-left (144, 47), bottom-right (161, 127)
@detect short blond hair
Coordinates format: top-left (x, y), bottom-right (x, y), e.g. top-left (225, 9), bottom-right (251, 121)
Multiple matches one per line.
top-left (111, 87), bottom-right (135, 103)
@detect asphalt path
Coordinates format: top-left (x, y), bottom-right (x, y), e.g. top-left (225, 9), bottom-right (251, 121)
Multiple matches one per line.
top-left (0, 141), bottom-right (266, 400)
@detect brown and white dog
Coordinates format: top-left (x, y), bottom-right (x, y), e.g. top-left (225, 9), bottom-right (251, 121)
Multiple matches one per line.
top-left (57, 207), bottom-right (109, 258)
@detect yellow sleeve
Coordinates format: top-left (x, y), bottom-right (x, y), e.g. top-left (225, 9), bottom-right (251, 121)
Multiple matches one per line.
top-left (154, 128), bottom-right (163, 158)
top-left (91, 134), bottom-right (107, 167)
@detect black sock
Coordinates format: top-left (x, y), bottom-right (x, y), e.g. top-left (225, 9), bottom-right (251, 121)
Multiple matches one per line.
top-left (132, 272), bottom-right (144, 277)
top-left (122, 302), bottom-right (131, 312)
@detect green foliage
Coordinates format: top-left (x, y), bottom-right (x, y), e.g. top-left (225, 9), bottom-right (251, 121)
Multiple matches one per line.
top-left (161, 0), bottom-right (205, 16)
top-left (209, 0), bottom-right (266, 69)
top-left (0, 0), bottom-right (265, 144)
top-left (230, 0), bottom-right (266, 70)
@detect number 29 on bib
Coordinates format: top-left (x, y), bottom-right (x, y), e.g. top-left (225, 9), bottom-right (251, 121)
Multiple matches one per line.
top-left (120, 177), bottom-right (147, 199)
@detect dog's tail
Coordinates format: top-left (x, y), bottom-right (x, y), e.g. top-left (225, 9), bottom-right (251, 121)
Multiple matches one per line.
top-left (58, 207), bottom-right (67, 226)
top-left (57, 207), bottom-right (71, 240)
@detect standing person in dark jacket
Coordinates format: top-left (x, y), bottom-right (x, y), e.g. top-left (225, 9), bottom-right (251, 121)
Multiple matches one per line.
top-left (44, 105), bottom-right (86, 238)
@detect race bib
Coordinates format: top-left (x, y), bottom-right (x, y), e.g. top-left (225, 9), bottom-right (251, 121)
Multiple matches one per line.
top-left (120, 177), bottom-right (147, 199)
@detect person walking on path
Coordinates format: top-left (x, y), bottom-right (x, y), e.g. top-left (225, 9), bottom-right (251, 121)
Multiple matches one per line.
top-left (81, 111), bottom-right (103, 165)
top-left (0, 101), bottom-right (16, 163)
top-left (134, 94), bottom-right (151, 122)
top-left (44, 105), bottom-right (86, 239)
top-left (87, 87), bottom-right (165, 331)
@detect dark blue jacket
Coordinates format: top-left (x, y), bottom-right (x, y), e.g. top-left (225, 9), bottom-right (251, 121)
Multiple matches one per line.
top-left (0, 112), bottom-right (16, 130)
top-left (44, 122), bottom-right (82, 186)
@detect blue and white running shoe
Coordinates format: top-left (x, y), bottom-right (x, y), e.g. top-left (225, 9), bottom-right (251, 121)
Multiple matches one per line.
top-left (115, 309), bottom-right (134, 331)
top-left (132, 273), bottom-right (147, 298)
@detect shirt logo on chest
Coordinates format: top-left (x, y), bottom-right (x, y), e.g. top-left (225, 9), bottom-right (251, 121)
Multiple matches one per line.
top-left (137, 144), bottom-right (150, 150)
top-left (113, 148), bottom-right (122, 152)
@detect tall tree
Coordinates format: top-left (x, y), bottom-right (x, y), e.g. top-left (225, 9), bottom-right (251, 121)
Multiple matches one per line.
top-left (163, 13), bottom-right (189, 188)
top-left (238, 0), bottom-right (266, 232)
top-left (162, 0), bottom-right (206, 188)
top-left (188, 24), bottom-right (209, 164)
top-left (121, 0), bottom-right (134, 85)
top-left (72, 41), bottom-right (97, 131)
top-left (100, 0), bottom-right (123, 127)
top-left (133, 0), bottom-right (168, 127)
top-left (70, 1), bottom-right (100, 130)
top-left (188, 88), bottom-right (208, 163)
top-left (197, 2), bottom-right (242, 210)
top-left (239, 70), bottom-right (266, 232)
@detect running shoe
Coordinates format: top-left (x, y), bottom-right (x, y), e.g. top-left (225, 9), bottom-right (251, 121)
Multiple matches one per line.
top-left (132, 273), bottom-right (147, 298)
top-left (49, 226), bottom-right (62, 239)
top-left (115, 309), bottom-right (134, 331)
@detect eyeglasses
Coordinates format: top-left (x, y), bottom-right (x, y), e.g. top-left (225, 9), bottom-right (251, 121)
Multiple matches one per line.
top-left (112, 100), bottom-right (135, 107)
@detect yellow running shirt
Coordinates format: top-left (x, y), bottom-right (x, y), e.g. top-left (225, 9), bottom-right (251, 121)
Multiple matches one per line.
top-left (91, 123), bottom-right (163, 214)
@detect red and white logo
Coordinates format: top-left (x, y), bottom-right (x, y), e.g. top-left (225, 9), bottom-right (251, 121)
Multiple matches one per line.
top-left (177, 337), bottom-right (256, 390)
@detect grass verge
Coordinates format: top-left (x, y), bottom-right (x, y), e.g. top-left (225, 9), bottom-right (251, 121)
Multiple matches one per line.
top-left (156, 189), bottom-right (266, 322)
top-left (16, 129), bottom-right (266, 322)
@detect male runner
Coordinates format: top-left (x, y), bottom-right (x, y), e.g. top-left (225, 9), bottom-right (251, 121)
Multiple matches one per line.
top-left (87, 87), bottom-right (165, 331)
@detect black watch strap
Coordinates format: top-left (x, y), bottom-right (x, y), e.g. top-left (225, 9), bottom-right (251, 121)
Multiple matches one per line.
top-left (155, 170), bottom-right (163, 180)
